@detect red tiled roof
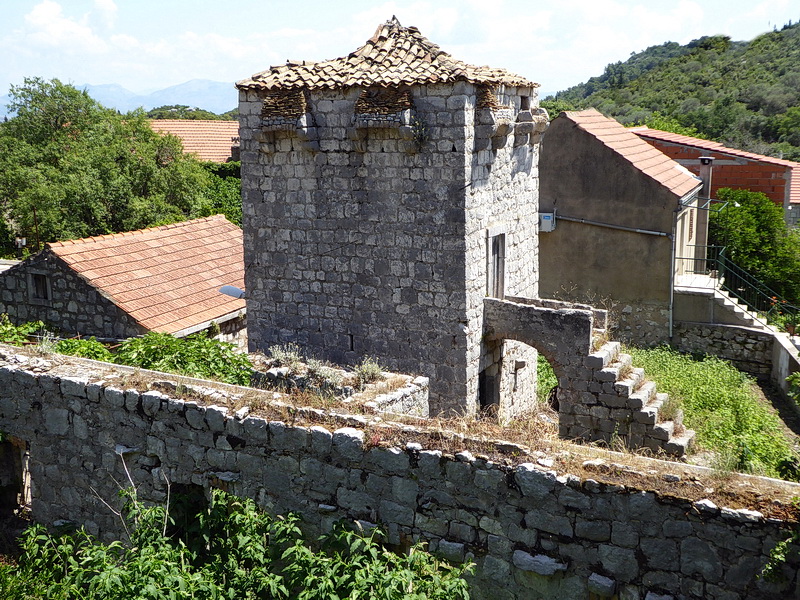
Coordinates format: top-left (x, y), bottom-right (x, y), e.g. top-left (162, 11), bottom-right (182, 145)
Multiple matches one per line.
top-left (149, 120), bottom-right (239, 163)
top-left (48, 215), bottom-right (245, 335)
top-left (563, 109), bottom-right (701, 198)
top-left (631, 127), bottom-right (800, 205)
top-left (237, 17), bottom-right (537, 91)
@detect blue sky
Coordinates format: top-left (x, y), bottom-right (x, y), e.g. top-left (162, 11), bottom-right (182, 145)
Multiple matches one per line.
top-left (1, 0), bottom-right (798, 97)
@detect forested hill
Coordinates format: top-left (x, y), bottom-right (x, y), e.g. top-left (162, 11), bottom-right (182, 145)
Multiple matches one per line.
top-left (547, 20), bottom-right (800, 160)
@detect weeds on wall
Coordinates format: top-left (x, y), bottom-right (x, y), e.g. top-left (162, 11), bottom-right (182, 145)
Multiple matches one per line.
top-left (761, 497), bottom-right (800, 583)
top-left (353, 356), bottom-right (385, 390)
top-left (0, 488), bottom-right (472, 599)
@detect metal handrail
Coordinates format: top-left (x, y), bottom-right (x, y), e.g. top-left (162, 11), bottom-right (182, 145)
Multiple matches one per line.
top-left (675, 245), bottom-right (800, 331)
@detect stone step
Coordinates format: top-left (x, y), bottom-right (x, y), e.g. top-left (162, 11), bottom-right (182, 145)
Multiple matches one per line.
top-left (613, 367), bottom-right (645, 398)
top-left (651, 421), bottom-right (674, 441)
top-left (663, 429), bottom-right (695, 457)
top-left (585, 341), bottom-right (621, 370)
top-left (628, 380), bottom-right (656, 409)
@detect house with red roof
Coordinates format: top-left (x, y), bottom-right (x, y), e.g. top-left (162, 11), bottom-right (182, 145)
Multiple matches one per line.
top-left (631, 127), bottom-right (800, 226)
top-left (539, 109), bottom-right (706, 345)
top-left (149, 120), bottom-right (240, 163)
top-left (0, 215), bottom-right (246, 344)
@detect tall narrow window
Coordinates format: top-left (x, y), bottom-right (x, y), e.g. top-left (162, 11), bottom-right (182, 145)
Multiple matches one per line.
top-left (488, 233), bottom-right (506, 299)
top-left (28, 272), bottom-right (51, 305)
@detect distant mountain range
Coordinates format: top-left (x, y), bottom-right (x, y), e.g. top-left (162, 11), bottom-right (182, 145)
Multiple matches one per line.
top-left (1, 79), bottom-right (237, 118)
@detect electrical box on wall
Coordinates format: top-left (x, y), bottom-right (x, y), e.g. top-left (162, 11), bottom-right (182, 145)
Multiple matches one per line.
top-left (539, 212), bottom-right (556, 232)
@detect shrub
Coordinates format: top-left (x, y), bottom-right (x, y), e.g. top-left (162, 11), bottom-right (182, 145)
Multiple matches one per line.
top-left (268, 343), bottom-right (303, 374)
top-left (536, 354), bottom-right (559, 404)
top-left (0, 489), bottom-right (471, 599)
top-left (354, 356), bottom-right (385, 389)
top-left (53, 337), bottom-right (113, 362)
top-left (305, 357), bottom-right (343, 388)
top-left (0, 314), bottom-right (48, 345)
top-left (115, 332), bottom-right (252, 385)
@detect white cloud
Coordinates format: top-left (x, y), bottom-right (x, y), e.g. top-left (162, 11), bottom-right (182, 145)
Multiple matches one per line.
top-left (23, 0), bottom-right (107, 53)
top-left (93, 0), bottom-right (118, 29)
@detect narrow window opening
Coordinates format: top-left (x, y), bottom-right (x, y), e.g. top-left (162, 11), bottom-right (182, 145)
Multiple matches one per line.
top-left (488, 233), bottom-right (506, 299)
top-left (31, 273), bottom-right (50, 301)
top-left (348, 334), bottom-right (355, 351)
top-left (520, 96), bottom-right (530, 110)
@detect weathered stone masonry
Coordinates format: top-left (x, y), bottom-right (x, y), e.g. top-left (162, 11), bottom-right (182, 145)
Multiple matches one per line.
top-left (238, 19), bottom-right (546, 419)
top-left (0, 351), bottom-right (796, 600)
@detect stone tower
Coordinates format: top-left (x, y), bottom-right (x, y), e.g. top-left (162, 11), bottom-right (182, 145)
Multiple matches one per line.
top-left (237, 18), bottom-right (547, 416)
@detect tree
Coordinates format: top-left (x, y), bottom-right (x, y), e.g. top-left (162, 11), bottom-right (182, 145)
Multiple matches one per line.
top-left (146, 104), bottom-right (234, 120)
top-left (0, 78), bottom-right (216, 245)
top-left (709, 187), bottom-right (800, 303)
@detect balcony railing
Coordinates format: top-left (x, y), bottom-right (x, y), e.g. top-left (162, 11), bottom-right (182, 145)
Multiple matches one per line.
top-left (675, 245), bottom-right (800, 332)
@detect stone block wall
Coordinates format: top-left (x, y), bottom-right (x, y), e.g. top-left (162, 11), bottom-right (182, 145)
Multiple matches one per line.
top-left (240, 84), bottom-right (473, 415)
top-left (0, 250), bottom-right (145, 339)
top-left (239, 81), bottom-right (543, 417)
top-left (672, 323), bottom-right (774, 376)
top-left (0, 350), bottom-right (796, 600)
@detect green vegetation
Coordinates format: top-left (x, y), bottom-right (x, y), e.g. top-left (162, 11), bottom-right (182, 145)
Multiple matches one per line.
top-left (551, 21), bottom-right (800, 159)
top-left (115, 332), bottom-right (252, 385)
top-left (0, 319), bottom-right (252, 386)
top-left (146, 104), bottom-right (237, 120)
top-left (628, 346), bottom-right (795, 479)
top-left (52, 337), bottom-right (113, 362)
top-left (0, 78), bottom-right (242, 254)
top-left (536, 354), bottom-right (558, 403)
top-left (0, 314), bottom-right (46, 346)
top-left (0, 488), bottom-right (470, 599)
top-left (709, 188), bottom-right (800, 305)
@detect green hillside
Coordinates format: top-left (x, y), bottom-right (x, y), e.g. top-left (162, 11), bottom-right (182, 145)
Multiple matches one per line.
top-left (548, 21), bottom-right (800, 160)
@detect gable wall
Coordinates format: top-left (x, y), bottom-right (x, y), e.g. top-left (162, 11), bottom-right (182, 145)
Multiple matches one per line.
top-left (642, 139), bottom-right (792, 208)
top-left (538, 118), bottom-right (680, 345)
top-left (0, 251), bottom-right (146, 339)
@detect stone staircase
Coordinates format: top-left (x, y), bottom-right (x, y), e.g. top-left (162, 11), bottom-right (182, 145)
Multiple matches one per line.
top-left (558, 341), bottom-right (695, 457)
top-left (674, 280), bottom-right (772, 332)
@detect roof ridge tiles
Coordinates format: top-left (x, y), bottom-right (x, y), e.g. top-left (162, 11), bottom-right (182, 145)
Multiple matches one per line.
top-left (237, 18), bottom-right (537, 91)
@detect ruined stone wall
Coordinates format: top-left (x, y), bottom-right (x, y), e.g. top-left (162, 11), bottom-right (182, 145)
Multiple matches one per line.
top-left (0, 251), bottom-right (145, 339)
top-left (0, 352), bottom-right (796, 600)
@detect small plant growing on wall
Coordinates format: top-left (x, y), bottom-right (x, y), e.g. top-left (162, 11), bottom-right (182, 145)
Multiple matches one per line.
top-left (268, 343), bottom-right (303, 374)
top-left (354, 356), bottom-right (385, 390)
top-left (410, 115), bottom-right (429, 151)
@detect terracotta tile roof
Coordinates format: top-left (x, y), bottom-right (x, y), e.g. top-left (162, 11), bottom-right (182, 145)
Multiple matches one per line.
top-left (149, 120), bottom-right (239, 163)
top-left (47, 215), bottom-right (245, 335)
top-left (631, 126), bottom-right (800, 205)
top-left (237, 17), bottom-right (537, 91)
top-left (564, 109), bottom-right (701, 198)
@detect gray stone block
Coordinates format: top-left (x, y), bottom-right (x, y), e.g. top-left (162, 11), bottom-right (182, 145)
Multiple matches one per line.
top-left (588, 572), bottom-right (616, 597)
top-left (512, 550), bottom-right (566, 576)
top-left (332, 427), bottom-right (364, 462)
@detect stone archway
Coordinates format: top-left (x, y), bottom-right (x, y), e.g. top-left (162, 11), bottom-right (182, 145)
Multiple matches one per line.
top-left (483, 296), bottom-right (693, 456)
